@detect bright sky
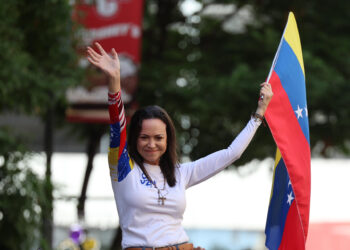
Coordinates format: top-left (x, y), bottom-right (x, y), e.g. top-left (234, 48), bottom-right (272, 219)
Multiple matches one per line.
top-left (180, 0), bottom-right (202, 16)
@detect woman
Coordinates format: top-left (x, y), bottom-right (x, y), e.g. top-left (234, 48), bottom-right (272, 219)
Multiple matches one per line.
top-left (87, 42), bottom-right (273, 250)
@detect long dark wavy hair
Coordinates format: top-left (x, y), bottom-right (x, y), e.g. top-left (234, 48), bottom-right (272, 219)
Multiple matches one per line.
top-left (127, 105), bottom-right (178, 187)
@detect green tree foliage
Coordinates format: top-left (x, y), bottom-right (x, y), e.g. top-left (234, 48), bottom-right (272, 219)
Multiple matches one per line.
top-left (0, 130), bottom-right (47, 250)
top-left (0, 0), bottom-right (81, 113)
top-left (0, 0), bottom-right (82, 249)
top-left (138, 0), bottom-right (350, 163)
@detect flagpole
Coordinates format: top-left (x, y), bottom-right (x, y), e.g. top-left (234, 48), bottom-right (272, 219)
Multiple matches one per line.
top-left (266, 12), bottom-right (292, 83)
top-left (261, 14), bottom-right (290, 101)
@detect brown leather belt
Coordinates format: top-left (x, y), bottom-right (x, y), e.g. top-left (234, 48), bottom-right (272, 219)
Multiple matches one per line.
top-left (126, 242), bottom-right (193, 250)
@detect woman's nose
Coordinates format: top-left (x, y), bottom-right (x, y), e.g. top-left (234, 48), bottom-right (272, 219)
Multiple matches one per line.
top-left (147, 139), bottom-right (156, 147)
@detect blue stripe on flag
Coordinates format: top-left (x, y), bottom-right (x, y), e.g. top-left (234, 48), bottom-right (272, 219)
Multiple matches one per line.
top-left (274, 39), bottom-right (310, 144)
top-left (118, 143), bottom-right (132, 181)
top-left (265, 157), bottom-right (294, 249)
top-left (110, 123), bottom-right (121, 148)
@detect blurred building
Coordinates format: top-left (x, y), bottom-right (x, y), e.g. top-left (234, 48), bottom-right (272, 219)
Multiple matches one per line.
top-left (0, 113), bottom-right (89, 152)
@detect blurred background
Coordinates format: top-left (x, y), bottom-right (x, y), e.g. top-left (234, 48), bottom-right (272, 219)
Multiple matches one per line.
top-left (1, 0), bottom-right (349, 249)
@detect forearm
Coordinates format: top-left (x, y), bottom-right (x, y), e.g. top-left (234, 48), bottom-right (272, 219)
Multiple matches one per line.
top-left (228, 118), bottom-right (261, 159)
top-left (184, 118), bottom-right (261, 188)
top-left (108, 74), bottom-right (121, 93)
top-left (108, 91), bottom-right (124, 168)
top-left (108, 91), bottom-right (125, 131)
top-left (108, 90), bottom-right (133, 182)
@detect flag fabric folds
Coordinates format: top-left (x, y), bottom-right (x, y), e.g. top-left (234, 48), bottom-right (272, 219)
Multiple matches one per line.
top-left (264, 12), bottom-right (311, 250)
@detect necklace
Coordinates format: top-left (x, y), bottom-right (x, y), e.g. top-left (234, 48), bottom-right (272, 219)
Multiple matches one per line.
top-left (142, 167), bottom-right (168, 205)
top-left (155, 180), bottom-right (168, 205)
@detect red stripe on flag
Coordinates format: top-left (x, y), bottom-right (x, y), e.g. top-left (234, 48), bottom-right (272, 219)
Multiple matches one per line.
top-left (279, 202), bottom-right (305, 250)
top-left (119, 128), bottom-right (127, 158)
top-left (109, 103), bottom-right (119, 124)
top-left (266, 71), bottom-right (311, 239)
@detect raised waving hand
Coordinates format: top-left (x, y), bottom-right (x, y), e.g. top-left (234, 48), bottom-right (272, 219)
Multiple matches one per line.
top-left (87, 42), bottom-right (120, 93)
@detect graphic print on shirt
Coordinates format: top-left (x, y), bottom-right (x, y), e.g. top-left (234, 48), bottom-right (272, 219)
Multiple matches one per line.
top-left (108, 91), bottom-right (134, 182)
top-left (140, 173), bottom-right (156, 187)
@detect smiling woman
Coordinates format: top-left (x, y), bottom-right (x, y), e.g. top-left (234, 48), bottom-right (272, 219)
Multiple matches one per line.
top-left (136, 118), bottom-right (167, 166)
top-left (86, 42), bottom-right (272, 250)
top-left (128, 105), bottom-right (178, 188)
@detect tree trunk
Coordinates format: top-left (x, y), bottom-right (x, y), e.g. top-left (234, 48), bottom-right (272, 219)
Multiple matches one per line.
top-left (156, 0), bottom-right (178, 56)
top-left (77, 125), bottom-right (105, 220)
top-left (109, 226), bottom-right (122, 250)
top-left (42, 105), bottom-right (54, 249)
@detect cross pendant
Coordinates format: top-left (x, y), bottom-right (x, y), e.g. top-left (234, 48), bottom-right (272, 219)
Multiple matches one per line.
top-left (158, 196), bottom-right (166, 205)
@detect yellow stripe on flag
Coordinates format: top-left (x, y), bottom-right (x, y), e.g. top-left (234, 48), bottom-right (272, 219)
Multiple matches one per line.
top-left (274, 148), bottom-right (282, 168)
top-left (269, 148), bottom-right (282, 202)
top-left (108, 147), bottom-right (119, 166)
top-left (129, 158), bottom-right (134, 170)
top-left (283, 12), bottom-right (305, 75)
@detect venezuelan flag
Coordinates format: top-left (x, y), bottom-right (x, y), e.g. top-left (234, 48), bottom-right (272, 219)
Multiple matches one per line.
top-left (108, 92), bottom-right (133, 182)
top-left (264, 12), bottom-right (311, 250)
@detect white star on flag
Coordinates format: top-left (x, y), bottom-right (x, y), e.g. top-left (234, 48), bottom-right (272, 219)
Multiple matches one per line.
top-left (295, 105), bottom-right (303, 119)
top-left (304, 107), bottom-right (308, 117)
top-left (288, 180), bottom-right (292, 187)
top-left (287, 192), bottom-right (294, 205)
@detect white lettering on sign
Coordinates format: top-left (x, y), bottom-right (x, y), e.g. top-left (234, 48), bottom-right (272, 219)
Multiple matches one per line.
top-left (131, 25), bottom-right (141, 38)
top-left (96, 0), bottom-right (118, 17)
top-left (82, 23), bottom-right (141, 44)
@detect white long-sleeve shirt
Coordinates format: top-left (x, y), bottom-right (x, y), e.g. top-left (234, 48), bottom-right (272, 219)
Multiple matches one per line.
top-left (107, 92), bottom-right (261, 249)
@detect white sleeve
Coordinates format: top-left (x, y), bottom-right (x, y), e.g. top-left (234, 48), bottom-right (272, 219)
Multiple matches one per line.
top-left (181, 118), bottom-right (261, 188)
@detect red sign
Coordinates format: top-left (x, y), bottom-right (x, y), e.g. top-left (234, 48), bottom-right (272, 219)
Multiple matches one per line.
top-left (67, 0), bottom-right (144, 123)
top-left (74, 0), bottom-right (143, 63)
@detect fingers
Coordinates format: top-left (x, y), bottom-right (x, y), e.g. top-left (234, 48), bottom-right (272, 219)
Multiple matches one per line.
top-left (260, 82), bottom-right (271, 91)
top-left (87, 56), bottom-right (99, 67)
top-left (259, 82), bottom-right (273, 101)
top-left (260, 85), bottom-right (270, 95)
top-left (260, 81), bottom-right (270, 86)
top-left (87, 47), bottom-right (101, 62)
top-left (112, 48), bottom-right (118, 60)
top-left (87, 46), bottom-right (102, 59)
top-left (260, 82), bottom-right (272, 89)
top-left (260, 87), bottom-right (270, 97)
top-left (95, 42), bottom-right (107, 55)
